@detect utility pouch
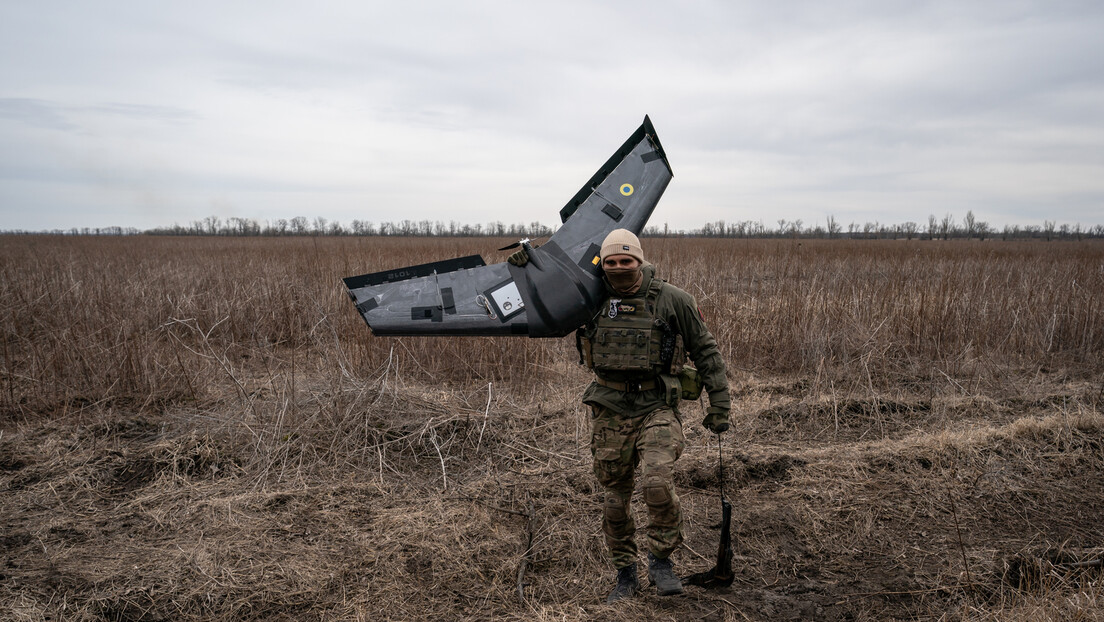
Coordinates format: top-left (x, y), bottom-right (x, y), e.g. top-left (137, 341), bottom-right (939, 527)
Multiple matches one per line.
top-left (659, 374), bottom-right (681, 408)
top-left (575, 326), bottom-right (595, 368)
top-left (677, 365), bottom-right (704, 400)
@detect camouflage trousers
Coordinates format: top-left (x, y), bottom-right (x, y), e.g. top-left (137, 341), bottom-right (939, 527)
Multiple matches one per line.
top-left (590, 405), bottom-right (686, 569)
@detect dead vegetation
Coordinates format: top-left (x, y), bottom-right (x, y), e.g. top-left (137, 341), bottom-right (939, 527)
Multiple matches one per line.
top-left (2, 235), bottom-right (1103, 621)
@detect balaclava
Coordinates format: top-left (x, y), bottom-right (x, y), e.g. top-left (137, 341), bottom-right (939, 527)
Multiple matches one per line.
top-left (599, 229), bottom-right (645, 295)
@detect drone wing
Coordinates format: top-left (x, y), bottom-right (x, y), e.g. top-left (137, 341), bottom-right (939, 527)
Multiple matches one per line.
top-left (343, 115), bottom-right (673, 337)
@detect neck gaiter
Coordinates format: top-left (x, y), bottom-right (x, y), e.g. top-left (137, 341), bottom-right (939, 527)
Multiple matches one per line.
top-left (605, 267), bottom-right (643, 296)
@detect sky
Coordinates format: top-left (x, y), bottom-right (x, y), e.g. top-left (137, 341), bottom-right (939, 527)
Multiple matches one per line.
top-left (2, 1), bottom-right (1103, 233)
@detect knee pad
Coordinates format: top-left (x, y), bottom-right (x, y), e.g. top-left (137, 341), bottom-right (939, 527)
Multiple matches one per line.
top-left (643, 477), bottom-right (672, 508)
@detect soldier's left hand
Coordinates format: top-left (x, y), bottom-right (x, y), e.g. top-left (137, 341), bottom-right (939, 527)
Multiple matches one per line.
top-left (702, 406), bottom-right (730, 434)
top-left (507, 248), bottom-right (529, 266)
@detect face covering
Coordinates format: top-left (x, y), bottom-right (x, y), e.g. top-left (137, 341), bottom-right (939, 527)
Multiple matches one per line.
top-left (605, 266), bottom-right (643, 295)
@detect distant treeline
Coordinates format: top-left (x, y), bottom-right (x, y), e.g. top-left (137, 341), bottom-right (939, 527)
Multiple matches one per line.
top-left (687, 212), bottom-right (1104, 241)
top-left (5, 211), bottom-right (1103, 241)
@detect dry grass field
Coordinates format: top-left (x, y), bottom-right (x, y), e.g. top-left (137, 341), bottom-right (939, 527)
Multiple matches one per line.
top-left (2, 234), bottom-right (1103, 621)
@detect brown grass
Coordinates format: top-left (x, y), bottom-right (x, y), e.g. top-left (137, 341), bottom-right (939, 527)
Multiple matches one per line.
top-left (2, 235), bottom-right (1103, 621)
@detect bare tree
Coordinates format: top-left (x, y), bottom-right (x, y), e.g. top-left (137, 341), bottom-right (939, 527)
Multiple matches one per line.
top-left (789, 219), bottom-right (803, 238)
top-left (963, 211), bottom-right (976, 239)
top-left (940, 214), bottom-right (955, 240)
top-left (863, 222), bottom-right (876, 239)
top-left (902, 222), bottom-right (918, 240)
top-left (291, 217), bottom-right (307, 235)
top-left (975, 220), bottom-right (990, 241)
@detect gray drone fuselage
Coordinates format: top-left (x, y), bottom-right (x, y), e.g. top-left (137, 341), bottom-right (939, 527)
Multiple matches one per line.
top-left (343, 116), bottom-right (673, 338)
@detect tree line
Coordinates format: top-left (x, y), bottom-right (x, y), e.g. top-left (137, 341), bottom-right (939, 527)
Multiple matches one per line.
top-left (681, 212), bottom-right (1103, 241)
top-left (5, 211), bottom-right (1102, 241)
top-left (151, 217), bottom-right (557, 238)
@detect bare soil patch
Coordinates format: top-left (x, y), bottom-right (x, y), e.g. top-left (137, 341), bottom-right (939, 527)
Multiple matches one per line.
top-left (4, 374), bottom-right (1103, 621)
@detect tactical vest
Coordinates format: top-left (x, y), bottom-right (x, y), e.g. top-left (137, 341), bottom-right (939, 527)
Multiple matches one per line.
top-left (577, 278), bottom-right (685, 378)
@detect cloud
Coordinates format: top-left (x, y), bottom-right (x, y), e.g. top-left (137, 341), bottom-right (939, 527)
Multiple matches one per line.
top-left (1, 1), bottom-right (1103, 231)
top-left (0, 98), bottom-right (76, 131)
top-left (88, 103), bottom-right (199, 124)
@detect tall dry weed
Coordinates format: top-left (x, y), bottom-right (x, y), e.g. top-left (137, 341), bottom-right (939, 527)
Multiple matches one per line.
top-left (2, 236), bottom-right (1102, 421)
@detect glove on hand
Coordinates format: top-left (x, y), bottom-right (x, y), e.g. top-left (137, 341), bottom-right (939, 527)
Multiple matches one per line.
top-left (702, 406), bottom-right (730, 434)
top-left (507, 248), bottom-right (529, 266)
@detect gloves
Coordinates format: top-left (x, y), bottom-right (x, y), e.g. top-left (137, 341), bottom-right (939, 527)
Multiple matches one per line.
top-left (507, 248), bottom-right (529, 266)
top-left (702, 406), bottom-right (730, 434)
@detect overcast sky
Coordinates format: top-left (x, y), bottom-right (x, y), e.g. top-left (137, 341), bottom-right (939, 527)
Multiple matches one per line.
top-left (2, 1), bottom-right (1102, 232)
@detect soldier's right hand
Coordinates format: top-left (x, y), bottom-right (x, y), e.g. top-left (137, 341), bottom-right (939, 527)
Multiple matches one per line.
top-left (507, 248), bottom-right (529, 266)
top-left (702, 407), bottom-right (730, 434)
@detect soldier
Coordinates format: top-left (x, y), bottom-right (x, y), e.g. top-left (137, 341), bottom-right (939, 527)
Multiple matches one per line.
top-left (576, 229), bottom-right (731, 603)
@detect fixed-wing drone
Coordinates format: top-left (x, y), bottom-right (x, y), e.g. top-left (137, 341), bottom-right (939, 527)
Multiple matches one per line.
top-left (343, 116), bottom-right (672, 338)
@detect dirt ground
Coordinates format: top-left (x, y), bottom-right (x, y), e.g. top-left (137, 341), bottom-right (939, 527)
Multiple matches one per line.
top-left (3, 236), bottom-right (1103, 620)
top-left (4, 367), bottom-right (1103, 621)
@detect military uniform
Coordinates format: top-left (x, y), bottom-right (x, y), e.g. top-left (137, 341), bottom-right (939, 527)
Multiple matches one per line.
top-left (578, 263), bottom-right (731, 569)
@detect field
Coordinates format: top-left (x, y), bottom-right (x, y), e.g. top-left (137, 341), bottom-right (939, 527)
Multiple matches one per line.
top-left (2, 234), bottom-right (1103, 621)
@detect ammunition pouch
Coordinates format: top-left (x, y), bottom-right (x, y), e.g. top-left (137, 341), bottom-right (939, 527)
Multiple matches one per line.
top-left (659, 374), bottom-right (681, 408)
top-left (676, 365), bottom-right (704, 400)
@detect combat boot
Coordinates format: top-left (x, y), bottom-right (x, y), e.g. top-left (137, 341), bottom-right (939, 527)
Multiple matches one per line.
top-left (605, 563), bottom-right (639, 603)
top-left (648, 552), bottom-right (684, 596)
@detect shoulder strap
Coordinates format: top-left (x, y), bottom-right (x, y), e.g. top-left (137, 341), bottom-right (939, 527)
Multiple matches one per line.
top-left (644, 277), bottom-right (665, 311)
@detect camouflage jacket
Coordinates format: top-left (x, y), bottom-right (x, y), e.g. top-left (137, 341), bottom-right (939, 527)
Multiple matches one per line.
top-left (580, 264), bottom-right (731, 418)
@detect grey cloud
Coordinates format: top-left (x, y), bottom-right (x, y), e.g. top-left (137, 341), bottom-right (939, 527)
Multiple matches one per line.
top-left (88, 103), bottom-right (199, 124)
top-left (0, 98), bottom-right (200, 133)
top-left (0, 98), bottom-right (76, 131)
